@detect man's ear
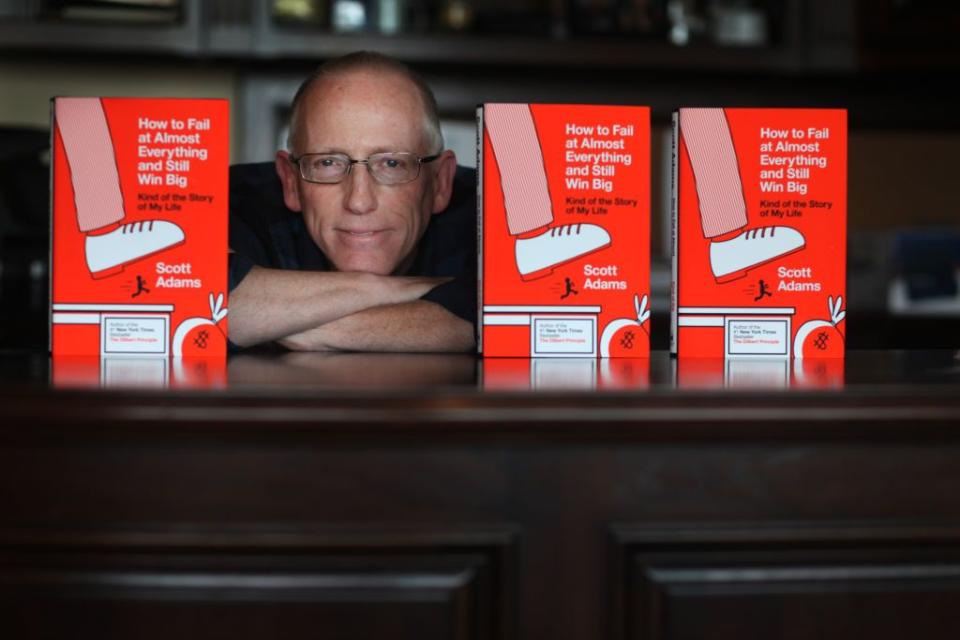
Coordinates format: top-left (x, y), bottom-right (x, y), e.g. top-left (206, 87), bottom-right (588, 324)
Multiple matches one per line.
top-left (275, 150), bottom-right (303, 212)
top-left (430, 149), bottom-right (457, 214)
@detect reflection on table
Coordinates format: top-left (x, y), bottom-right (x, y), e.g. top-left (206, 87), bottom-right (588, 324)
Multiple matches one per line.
top-left (675, 357), bottom-right (844, 390)
top-left (228, 352), bottom-right (477, 390)
top-left (52, 355), bottom-right (226, 389)
top-left (481, 358), bottom-right (650, 390)
top-left (36, 350), bottom-right (960, 394)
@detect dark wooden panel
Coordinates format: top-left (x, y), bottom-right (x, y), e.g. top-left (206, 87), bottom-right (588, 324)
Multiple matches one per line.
top-left (612, 525), bottom-right (960, 640)
top-left (6, 439), bottom-right (960, 638)
top-left (2, 351), bottom-right (960, 638)
top-left (0, 530), bottom-right (516, 640)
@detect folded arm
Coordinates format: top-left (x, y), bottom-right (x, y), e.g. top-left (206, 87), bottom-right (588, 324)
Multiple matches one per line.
top-left (278, 299), bottom-right (475, 353)
top-left (227, 265), bottom-right (449, 348)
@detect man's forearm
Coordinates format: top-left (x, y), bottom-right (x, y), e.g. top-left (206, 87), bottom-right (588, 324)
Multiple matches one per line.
top-left (228, 266), bottom-right (448, 347)
top-left (279, 300), bottom-right (475, 353)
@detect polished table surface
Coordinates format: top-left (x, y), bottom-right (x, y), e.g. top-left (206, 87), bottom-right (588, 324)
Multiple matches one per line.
top-left (2, 349), bottom-right (959, 441)
top-left (3, 348), bottom-right (957, 390)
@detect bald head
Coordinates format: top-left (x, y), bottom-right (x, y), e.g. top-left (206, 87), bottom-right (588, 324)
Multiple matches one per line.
top-left (286, 52), bottom-right (443, 156)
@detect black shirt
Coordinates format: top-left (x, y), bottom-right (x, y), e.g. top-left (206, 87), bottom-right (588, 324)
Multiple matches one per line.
top-left (228, 162), bottom-right (477, 327)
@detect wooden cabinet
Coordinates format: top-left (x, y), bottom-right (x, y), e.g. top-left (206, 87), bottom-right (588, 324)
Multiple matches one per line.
top-left (616, 525), bottom-right (960, 639)
top-left (3, 351), bottom-right (960, 638)
top-left (3, 534), bottom-right (514, 639)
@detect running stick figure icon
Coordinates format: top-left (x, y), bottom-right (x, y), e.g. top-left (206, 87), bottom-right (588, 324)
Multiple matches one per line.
top-left (560, 277), bottom-right (579, 299)
top-left (131, 275), bottom-right (150, 298)
top-left (754, 279), bottom-right (772, 301)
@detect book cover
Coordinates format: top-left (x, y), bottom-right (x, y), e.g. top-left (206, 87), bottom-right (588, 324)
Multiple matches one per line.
top-left (478, 103), bottom-right (651, 358)
top-left (671, 108), bottom-right (847, 359)
top-left (50, 97), bottom-right (229, 357)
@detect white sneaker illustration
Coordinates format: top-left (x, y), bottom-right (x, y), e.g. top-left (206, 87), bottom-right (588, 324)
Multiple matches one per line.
top-left (85, 220), bottom-right (185, 278)
top-left (515, 223), bottom-right (611, 281)
top-left (709, 226), bottom-right (805, 283)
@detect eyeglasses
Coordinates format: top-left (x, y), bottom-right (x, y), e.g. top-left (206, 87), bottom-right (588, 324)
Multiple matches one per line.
top-left (290, 152), bottom-right (440, 185)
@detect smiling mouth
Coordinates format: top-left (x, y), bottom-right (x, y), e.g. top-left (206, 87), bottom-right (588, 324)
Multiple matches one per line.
top-left (345, 230), bottom-right (375, 236)
top-left (338, 228), bottom-right (388, 243)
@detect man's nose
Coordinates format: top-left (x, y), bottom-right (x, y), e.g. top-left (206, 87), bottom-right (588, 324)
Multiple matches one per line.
top-left (343, 163), bottom-right (377, 214)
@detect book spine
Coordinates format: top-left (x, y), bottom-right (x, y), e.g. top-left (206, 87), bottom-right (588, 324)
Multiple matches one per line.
top-left (48, 98), bottom-right (56, 355)
top-left (669, 110), bottom-right (679, 356)
top-left (476, 104), bottom-right (484, 354)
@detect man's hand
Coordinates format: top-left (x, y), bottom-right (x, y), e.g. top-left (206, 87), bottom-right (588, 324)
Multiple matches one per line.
top-left (278, 300), bottom-right (475, 353)
top-left (228, 266), bottom-right (449, 348)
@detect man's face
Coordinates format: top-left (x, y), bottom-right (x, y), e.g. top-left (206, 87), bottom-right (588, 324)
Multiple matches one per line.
top-left (276, 70), bottom-right (454, 275)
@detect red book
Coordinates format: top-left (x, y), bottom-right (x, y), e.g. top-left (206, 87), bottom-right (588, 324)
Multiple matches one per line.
top-left (479, 103), bottom-right (651, 358)
top-left (671, 108), bottom-right (848, 359)
top-left (50, 97), bottom-right (229, 357)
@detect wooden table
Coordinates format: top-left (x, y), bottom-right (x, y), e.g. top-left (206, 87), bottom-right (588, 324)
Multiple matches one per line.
top-left (2, 350), bottom-right (960, 639)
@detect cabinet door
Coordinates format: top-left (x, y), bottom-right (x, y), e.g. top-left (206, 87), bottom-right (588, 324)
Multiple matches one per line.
top-left (1, 532), bottom-right (516, 640)
top-left (613, 525), bottom-right (960, 640)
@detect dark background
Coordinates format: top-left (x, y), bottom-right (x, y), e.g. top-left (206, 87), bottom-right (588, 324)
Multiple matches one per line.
top-left (1, 0), bottom-right (958, 351)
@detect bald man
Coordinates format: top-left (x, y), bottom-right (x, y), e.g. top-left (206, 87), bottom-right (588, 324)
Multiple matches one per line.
top-left (228, 52), bottom-right (475, 352)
